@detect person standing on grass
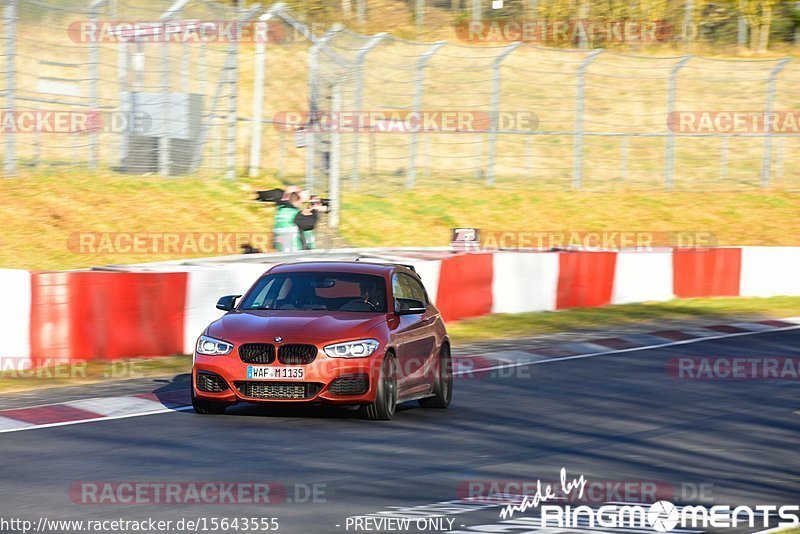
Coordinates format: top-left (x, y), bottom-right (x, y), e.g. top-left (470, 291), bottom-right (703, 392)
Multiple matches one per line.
top-left (294, 194), bottom-right (319, 251)
top-left (273, 189), bottom-right (303, 252)
top-left (273, 188), bottom-right (318, 252)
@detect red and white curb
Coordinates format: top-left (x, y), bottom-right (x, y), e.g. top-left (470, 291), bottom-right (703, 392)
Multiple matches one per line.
top-left (0, 391), bottom-right (192, 434)
top-left (1, 318), bottom-right (799, 435)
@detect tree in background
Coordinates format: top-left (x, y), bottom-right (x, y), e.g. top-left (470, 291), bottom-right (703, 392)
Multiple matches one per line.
top-left (231, 0), bottom-right (795, 51)
top-left (738, 0), bottom-right (780, 52)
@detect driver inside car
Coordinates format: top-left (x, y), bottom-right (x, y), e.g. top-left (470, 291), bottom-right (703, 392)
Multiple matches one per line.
top-left (281, 280), bottom-right (324, 310)
top-left (358, 279), bottom-right (382, 310)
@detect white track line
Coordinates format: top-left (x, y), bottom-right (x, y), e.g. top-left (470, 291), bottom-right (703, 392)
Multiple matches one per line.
top-left (2, 323), bottom-right (800, 435)
top-left (0, 406), bottom-right (193, 435)
top-left (454, 323), bottom-right (800, 377)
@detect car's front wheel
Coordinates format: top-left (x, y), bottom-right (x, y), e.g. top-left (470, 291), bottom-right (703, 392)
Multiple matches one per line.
top-left (419, 343), bottom-right (452, 409)
top-left (191, 376), bottom-right (229, 415)
top-left (364, 352), bottom-right (398, 421)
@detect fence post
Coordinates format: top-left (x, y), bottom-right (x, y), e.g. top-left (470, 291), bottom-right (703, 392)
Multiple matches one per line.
top-left (357, 0), bottom-right (366, 29)
top-left (487, 42), bottom-right (521, 185)
top-left (156, 0), bottom-right (193, 176)
top-left (572, 49), bottom-right (602, 189)
top-left (278, 133), bottom-right (285, 180)
top-left (156, 4), bottom-right (179, 177)
top-left (249, 14), bottom-right (270, 178)
top-left (471, 0), bottom-right (481, 24)
top-left (329, 83), bottom-right (342, 230)
top-left (351, 33), bottom-right (387, 185)
top-left (306, 29), bottom-right (339, 193)
top-left (663, 55), bottom-right (691, 190)
top-left (306, 45), bottom-right (318, 192)
top-left (407, 41), bottom-right (445, 189)
top-left (88, 0), bottom-right (103, 170)
top-left (760, 58), bottom-right (790, 187)
top-left (118, 39), bottom-right (130, 167)
top-left (224, 14), bottom-right (241, 179)
top-left (159, 40), bottom-right (172, 176)
top-left (3, 0), bottom-right (17, 177)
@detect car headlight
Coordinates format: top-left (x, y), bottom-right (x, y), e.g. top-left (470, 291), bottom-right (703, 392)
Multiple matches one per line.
top-left (324, 339), bottom-right (380, 358)
top-left (196, 335), bottom-right (233, 356)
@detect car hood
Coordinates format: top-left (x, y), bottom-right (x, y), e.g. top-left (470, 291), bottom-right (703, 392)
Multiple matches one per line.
top-left (206, 310), bottom-right (388, 343)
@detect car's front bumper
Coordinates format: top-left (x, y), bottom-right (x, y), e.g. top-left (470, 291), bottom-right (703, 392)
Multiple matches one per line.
top-left (192, 351), bottom-right (383, 405)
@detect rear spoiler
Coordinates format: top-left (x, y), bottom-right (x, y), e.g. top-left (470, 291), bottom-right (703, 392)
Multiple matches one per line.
top-left (394, 263), bottom-right (417, 273)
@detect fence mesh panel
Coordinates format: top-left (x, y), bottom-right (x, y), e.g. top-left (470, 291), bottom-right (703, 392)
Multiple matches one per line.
top-left (2, 3), bottom-right (799, 194)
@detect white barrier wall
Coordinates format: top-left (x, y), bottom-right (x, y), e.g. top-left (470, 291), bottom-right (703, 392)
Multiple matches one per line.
top-left (611, 251), bottom-right (674, 305)
top-left (14, 247), bottom-right (800, 366)
top-left (183, 264), bottom-right (272, 354)
top-left (0, 269), bottom-right (32, 369)
top-left (491, 252), bottom-right (559, 313)
top-left (407, 259), bottom-right (442, 305)
top-left (740, 247), bottom-right (800, 297)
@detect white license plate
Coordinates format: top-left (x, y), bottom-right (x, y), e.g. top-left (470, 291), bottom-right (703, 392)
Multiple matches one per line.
top-left (247, 366), bottom-right (304, 380)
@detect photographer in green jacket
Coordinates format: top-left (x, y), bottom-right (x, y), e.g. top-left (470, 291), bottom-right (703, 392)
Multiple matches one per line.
top-left (273, 189), bottom-right (317, 252)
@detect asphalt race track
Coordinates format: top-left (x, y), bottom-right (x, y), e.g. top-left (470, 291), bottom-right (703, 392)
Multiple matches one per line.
top-left (0, 329), bottom-right (798, 534)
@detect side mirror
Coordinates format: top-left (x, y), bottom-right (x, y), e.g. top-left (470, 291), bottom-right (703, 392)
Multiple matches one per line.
top-left (216, 295), bottom-right (241, 312)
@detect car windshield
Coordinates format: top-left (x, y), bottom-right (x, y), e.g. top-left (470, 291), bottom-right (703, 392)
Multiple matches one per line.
top-left (240, 272), bottom-right (388, 313)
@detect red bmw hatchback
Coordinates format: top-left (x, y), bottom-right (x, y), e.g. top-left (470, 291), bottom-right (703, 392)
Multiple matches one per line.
top-left (191, 261), bottom-right (452, 420)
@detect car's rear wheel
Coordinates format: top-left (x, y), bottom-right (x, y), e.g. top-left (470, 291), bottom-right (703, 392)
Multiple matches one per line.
top-left (419, 344), bottom-right (452, 409)
top-left (191, 375), bottom-right (229, 415)
top-left (364, 353), bottom-right (398, 421)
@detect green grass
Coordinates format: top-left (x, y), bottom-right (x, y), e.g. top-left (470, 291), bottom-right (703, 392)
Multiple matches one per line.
top-left (446, 296), bottom-right (800, 344)
top-left (342, 185), bottom-right (800, 250)
top-left (0, 170), bottom-right (282, 270)
top-left (0, 355), bottom-right (189, 394)
top-left (2, 171), bottom-right (800, 270)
